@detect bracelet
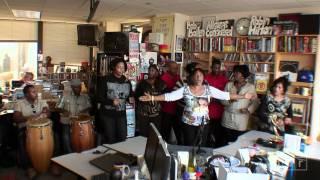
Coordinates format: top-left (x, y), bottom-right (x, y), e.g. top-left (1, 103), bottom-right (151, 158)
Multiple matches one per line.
top-left (151, 95), bottom-right (154, 103)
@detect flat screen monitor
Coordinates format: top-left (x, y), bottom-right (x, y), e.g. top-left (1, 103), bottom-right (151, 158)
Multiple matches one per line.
top-left (144, 123), bottom-right (161, 175)
top-left (294, 156), bottom-right (320, 180)
top-left (151, 138), bottom-right (171, 180)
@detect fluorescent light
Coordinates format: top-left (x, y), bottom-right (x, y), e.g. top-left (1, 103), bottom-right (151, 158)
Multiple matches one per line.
top-left (12, 9), bottom-right (41, 19)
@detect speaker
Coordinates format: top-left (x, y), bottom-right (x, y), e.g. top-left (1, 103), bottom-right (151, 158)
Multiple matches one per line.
top-left (104, 32), bottom-right (129, 54)
top-left (77, 24), bottom-right (97, 46)
top-left (299, 14), bottom-right (320, 34)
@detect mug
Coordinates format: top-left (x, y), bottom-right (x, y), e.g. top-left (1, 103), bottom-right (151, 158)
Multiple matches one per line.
top-left (113, 164), bottom-right (130, 178)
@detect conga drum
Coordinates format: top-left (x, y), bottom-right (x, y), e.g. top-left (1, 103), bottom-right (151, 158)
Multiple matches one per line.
top-left (71, 114), bottom-right (95, 152)
top-left (26, 118), bottom-right (54, 173)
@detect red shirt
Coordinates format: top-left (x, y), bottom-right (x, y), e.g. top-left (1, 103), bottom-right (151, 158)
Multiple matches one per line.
top-left (161, 72), bottom-right (180, 114)
top-left (205, 73), bottom-right (228, 120)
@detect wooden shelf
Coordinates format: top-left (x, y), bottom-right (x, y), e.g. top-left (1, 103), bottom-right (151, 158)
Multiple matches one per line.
top-left (277, 34), bottom-right (318, 37)
top-left (287, 93), bottom-right (313, 100)
top-left (291, 82), bottom-right (313, 88)
top-left (277, 52), bottom-right (316, 55)
top-left (242, 51), bottom-right (275, 54)
top-left (223, 61), bottom-right (241, 63)
top-left (243, 62), bottom-right (274, 64)
top-left (257, 91), bottom-right (267, 95)
top-left (186, 51), bottom-right (239, 53)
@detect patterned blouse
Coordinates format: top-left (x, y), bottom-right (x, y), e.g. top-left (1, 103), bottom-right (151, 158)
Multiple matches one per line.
top-left (164, 85), bottom-right (230, 126)
top-left (258, 92), bottom-right (293, 133)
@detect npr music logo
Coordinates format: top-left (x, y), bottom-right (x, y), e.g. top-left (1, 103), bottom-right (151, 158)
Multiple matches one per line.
top-left (294, 157), bottom-right (308, 171)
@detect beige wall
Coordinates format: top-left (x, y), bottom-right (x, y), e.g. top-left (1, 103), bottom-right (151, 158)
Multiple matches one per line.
top-left (43, 22), bottom-right (89, 65)
top-left (0, 20), bottom-right (37, 40)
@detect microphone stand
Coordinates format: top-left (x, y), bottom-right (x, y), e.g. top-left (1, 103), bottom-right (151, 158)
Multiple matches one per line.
top-left (193, 116), bottom-right (206, 155)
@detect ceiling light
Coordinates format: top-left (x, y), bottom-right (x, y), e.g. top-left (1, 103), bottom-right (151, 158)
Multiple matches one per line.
top-left (12, 9), bottom-right (41, 19)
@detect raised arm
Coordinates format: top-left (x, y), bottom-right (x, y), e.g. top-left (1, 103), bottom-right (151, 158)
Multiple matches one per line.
top-left (209, 85), bottom-right (257, 101)
top-left (139, 87), bottom-right (184, 102)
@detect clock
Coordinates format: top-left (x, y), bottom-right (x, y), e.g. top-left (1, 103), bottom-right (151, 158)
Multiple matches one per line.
top-left (235, 18), bottom-right (251, 35)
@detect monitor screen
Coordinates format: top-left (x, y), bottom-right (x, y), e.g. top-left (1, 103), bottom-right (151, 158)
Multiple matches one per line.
top-left (144, 123), bottom-right (162, 175)
top-left (151, 138), bottom-right (171, 180)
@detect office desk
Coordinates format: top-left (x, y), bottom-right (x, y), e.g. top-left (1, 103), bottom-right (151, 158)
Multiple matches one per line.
top-left (51, 131), bottom-right (320, 179)
top-left (51, 136), bottom-right (147, 180)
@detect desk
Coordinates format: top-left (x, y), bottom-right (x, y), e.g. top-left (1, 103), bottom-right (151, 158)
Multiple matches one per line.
top-left (51, 131), bottom-right (320, 179)
top-left (51, 136), bottom-right (147, 179)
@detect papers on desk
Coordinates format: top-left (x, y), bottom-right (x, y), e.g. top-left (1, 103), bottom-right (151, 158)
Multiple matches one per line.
top-left (218, 162), bottom-right (269, 180)
top-left (103, 136), bottom-right (147, 157)
top-left (284, 134), bottom-right (302, 153)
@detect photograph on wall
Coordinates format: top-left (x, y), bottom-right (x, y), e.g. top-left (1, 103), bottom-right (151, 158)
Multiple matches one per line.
top-left (175, 52), bottom-right (183, 63)
top-left (279, 61), bottom-right (299, 82)
top-left (175, 35), bottom-right (184, 51)
top-left (292, 100), bottom-right (307, 124)
top-left (140, 52), bottom-right (158, 74)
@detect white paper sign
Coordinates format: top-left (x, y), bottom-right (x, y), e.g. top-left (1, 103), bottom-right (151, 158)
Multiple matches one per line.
top-left (284, 134), bottom-right (301, 153)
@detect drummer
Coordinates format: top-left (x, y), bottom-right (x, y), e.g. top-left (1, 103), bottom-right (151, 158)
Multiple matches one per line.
top-left (56, 79), bottom-right (91, 153)
top-left (13, 84), bottom-right (49, 179)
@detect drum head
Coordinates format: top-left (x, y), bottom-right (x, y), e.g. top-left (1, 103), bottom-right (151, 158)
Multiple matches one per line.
top-left (27, 118), bottom-right (51, 128)
top-left (71, 114), bottom-right (91, 123)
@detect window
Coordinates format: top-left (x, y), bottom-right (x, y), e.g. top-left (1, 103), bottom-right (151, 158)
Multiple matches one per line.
top-left (0, 42), bottom-right (37, 87)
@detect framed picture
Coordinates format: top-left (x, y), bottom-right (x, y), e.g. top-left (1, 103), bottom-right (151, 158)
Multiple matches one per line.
top-left (291, 99), bottom-right (308, 124)
top-left (175, 52), bottom-right (183, 63)
top-left (175, 35), bottom-right (184, 51)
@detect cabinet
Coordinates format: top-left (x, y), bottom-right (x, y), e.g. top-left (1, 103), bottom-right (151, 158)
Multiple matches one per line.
top-left (184, 35), bottom-right (318, 134)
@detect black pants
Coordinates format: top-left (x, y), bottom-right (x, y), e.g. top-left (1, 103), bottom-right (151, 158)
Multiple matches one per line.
top-left (207, 119), bottom-right (224, 148)
top-left (161, 112), bottom-right (182, 144)
top-left (223, 127), bottom-right (246, 145)
top-left (61, 124), bottom-right (73, 154)
top-left (182, 123), bottom-right (209, 147)
top-left (137, 113), bottom-right (162, 137)
top-left (99, 108), bottom-right (127, 144)
top-left (17, 128), bottom-right (31, 169)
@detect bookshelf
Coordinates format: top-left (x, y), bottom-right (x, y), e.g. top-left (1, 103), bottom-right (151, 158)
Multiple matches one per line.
top-left (184, 34), bottom-right (318, 134)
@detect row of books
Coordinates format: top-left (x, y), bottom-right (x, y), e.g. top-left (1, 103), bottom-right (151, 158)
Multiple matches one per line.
top-left (241, 54), bottom-right (274, 63)
top-left (278, 36), bottom-right (317, 53)
top-left (239, 37), bottom-right (276, 52)
top-left (186, 37), bottom-right (237, 52)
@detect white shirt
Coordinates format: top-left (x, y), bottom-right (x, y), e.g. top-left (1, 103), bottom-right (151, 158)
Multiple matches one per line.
top-left (221, 82), bottom-right (259, 131)
top-left (14, 99), bottom-right (48, 128)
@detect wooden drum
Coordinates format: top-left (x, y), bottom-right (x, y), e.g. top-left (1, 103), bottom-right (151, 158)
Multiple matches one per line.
top-left (71, 114), bottom-right (95, 152)
top-left (26, 118), bottom-right (54, 173)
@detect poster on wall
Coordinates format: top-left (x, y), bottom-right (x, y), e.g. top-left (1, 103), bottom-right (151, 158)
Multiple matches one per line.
top-left (140, 52), bottom-right (158, 74)
top-left (125, 62), bottom-right (138, 80)
top-left (152, 16), bottom-right (174, 49)
top-left (175, 53), bottom-right (183, 63)
top-left (175, 35), bottom-right (184, 51)
top-left (186, 19), bottom-right (234, 38)
top-left (129, 32), bottom-right (139, 63)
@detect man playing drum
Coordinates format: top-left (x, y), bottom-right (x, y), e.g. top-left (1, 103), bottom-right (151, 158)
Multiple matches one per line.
top-left (13, 85), bottom-right (50, 179)
top-left (56, 79), bottom-right (91, 153)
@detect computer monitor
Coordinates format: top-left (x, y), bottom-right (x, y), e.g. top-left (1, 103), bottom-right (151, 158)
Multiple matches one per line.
top-left (151, 137), bottom-right (171, 180)
top-left (294, 156), bottom-right (320, 180)
top-left (144, 123), bottom-right (161, 175)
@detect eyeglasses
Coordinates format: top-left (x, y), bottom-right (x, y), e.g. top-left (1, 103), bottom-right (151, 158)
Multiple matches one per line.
top-left (31, 104), bottom-right (36, 114)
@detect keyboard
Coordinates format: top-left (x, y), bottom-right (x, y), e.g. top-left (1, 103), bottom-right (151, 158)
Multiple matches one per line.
top-left (92, 173), bottom-right (110, 180)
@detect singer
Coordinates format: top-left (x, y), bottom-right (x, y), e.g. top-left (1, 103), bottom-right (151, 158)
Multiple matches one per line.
top-left (139, 68), bottom-right (256, 146)
top-left (98, 58), bottom-right (134, 144)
